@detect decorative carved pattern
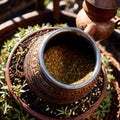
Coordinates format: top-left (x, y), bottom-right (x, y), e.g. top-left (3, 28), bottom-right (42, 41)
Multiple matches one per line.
top-left (24, 28), bottom-right (101, 104)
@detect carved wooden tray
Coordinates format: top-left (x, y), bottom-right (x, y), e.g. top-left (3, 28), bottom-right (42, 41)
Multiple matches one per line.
top-left (6, 27), bottom-right (107, 120)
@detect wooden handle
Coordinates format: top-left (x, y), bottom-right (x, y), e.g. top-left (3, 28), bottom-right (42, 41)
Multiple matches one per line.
top-left (84, 23), bottom-right (97, 38)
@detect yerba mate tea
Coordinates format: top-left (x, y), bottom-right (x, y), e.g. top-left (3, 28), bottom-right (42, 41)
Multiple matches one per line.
top-left (43, 31), bottom-right (95, 85)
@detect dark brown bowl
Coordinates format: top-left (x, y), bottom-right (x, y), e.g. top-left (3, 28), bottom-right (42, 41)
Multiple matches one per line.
top-left (23, 27), bottom-right (102, 104)
top-left (83, 0), bottom-right (117, 22)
